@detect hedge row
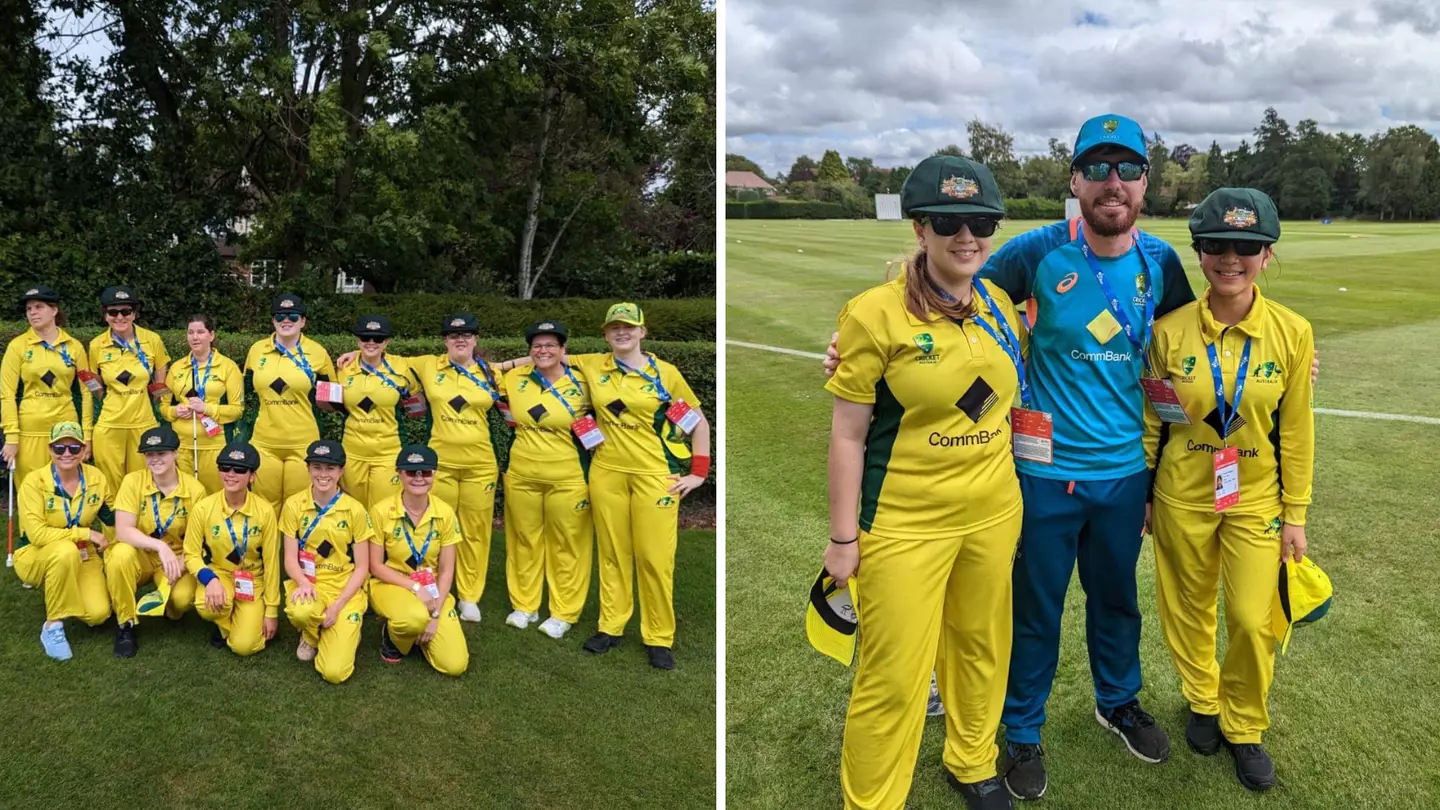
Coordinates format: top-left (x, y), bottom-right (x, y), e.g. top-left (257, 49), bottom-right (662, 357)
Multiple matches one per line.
top-left (726, 197), bottom-right (1069, 221)
top-left (0, 325), bottom-right (716, 511)
top-left (1002, 198), bottom-right (1067, 220)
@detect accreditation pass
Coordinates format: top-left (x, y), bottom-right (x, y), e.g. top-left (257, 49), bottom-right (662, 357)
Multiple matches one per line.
top-left (1140, 377), bottom-right (1191, 424)
top-left (1010, 408), bottom-right (1053, 464)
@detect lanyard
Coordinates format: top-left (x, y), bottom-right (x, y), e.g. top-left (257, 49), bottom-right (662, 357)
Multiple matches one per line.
top-left (113, 331), bottom-right (151, 376)
top-left (1206, 334), bottom-right (1252, 445)
top-left (401, 514), bottom-right (436, 567)
top-left (39, 339), bottom-right (74, 369)
top-left (150, 490), bottom-right (182, 538)
top-left (451, 360), bottom-right (501, 401)
top-left (273, 339), bottom-right (315, 384)
top-left (1076, 223), bottom-right (1155, 370)
top-left (533, 366), bottom-right (584, 419)
top-left (225, 512), bottom-right (250, 562)
top-left (52, 465), bottom-right (87, 529)
top-left (361, 357), bottom-right (409, 397)
top-left (298, 491), bottom-right (342, 549)
top-left (613, 356), bottom-right (671, 402)
top-left (191, 352), bottom-right (214, 400)
top-left (933, 281), bottom-right (1030, 410)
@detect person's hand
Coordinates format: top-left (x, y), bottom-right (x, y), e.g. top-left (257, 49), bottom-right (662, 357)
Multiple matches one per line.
top-left (175, 405), bottom-right (192, 419)
top-left (1, 443), bottom-right (17, 466)
top-left (337, 350), bottom-right (358, 367)
top-left (1143, 502), bottom-right (1152, 537)
top-left (262, 617), bottom-right (277, 640)
top-left (1281, 523), bottom-right (1308, 562)
top-left (291, 581), bottom-right (316, 605)
top-left (89, 530), bottom-right (108, 553)
top-left (79, 441), bottom-right (92, 463)
top-left (824, 539), bottom-right (860, 589)
top-left (419, 618), bottom-right (439, 644)
top-left (187, 397), bottom-right (207, 414)
top-left (157, 546), bottom-right (184, 584)
top-left (322, 602), bottom-right (341, 629)
top-left (205, 579), bottom-right (227, 612)
top-left (667, 473), bottom-right (705, 497)
top-left (424, 594), bottom-right (443, 616)
top-left (1311, 350), bottom-right (1320, 386)
top-left (823, 332), bottom-right (840, 378)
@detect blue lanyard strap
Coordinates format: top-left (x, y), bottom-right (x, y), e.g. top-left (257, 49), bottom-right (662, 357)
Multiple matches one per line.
top-left (934, 281), bottom-right (1030, 410)
top-left (113, 331), bottom-right (151, 375)
top-left (1206, 335), bottom-right (1252, 444)
top-left (225, 512), bottom-right (250, 561)
top-left (1076, 224), bottom-right (1155, 373)
top-left (150, 490), bottom-right (182, 538)
top-left (451, 360), bottom-right (501, 401)
top-left (613, 356), bottom-right (671, 402)
top-left (52, 465), bottom-right (87, 529)
top-left (361, 357), bottom-right (409, 397)
top-left (298, 491), bottom-right (342, 549)
top-left (39, 339), bottom-right (74, 369)
top-left (401, 515), bottom-right (436, 567)
top-left (192, 352), bottom-right (213, 400)
top-left (532, 366), bottom-right (584, 419)
top-left (273, 339), bottom-right (315, 384)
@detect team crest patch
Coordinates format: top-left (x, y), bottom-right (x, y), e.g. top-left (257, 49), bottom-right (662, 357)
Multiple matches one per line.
top-left (25, 288), bottom-right (38, 296)
top-left (115, 291), bottom-right (130, 299)
top-left (1265, 517), bottom-right (1283, 535)
top-left (227, 450), bottom-right (245, 460)
top-left (314, 446), bottom-right (330, 456)
top-left (539, 322), bottom-right (555, 330)
top-left (1103, 119), bottom-right (1119, 133)
top-left (656, 496), bottom-right (676, 508)
top-left (940, 176), bottom-right (979, 199)
top-left (1182, 356), bottom-right (1197, 375)
top-left (407, 453), bottom-right (424, 464)
top-left (280, 299), bottom-right (295, 308)
top-left (1223, 207), bottom-right (1258, 228)
top-left (574, 499), bottom-right (589, 512)
top-left (365, 321), bottom-right (381, 331)
top-left (450, 318), bottom-right (466, 328)
top-left (913, 333), bottom-right (935, 354)
top-left (600, 374), bottom-right (612, 384)
top-left (145, 436), bottom-right (161, 446)
top-left (1135, 274), bottom-right (1146, 294)
top-left (1254, 361), bottom-right (1281, 379)
top-left (347, 612), bottom-right (361, 623)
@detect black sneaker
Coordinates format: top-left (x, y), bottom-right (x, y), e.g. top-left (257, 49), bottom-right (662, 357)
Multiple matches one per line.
top-left (113, 622), bottom-right (137, 658)
top-left (646, 645), bottom-right (675, 670)
top-left (1001, 742), bottom-right (1046, 801)
top-left (1225, 738), bottom-right (1276, 792)
top-left (946, 773), bottom-right (1013, 810)
top-left (1185, 710), bottom-right (1222, 756)
top-left (379, 621), bottom-right (404, 664)
top-left (583, 632), bottom-right (622, 654)
top-left (208, 626), bottom-right (226, 649)
top-left (1096, 701), bottom-right (1170, 763)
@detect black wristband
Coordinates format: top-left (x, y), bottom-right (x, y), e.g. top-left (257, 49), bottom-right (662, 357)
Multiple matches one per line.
top-left (829, 536), bottom-right (857, 545)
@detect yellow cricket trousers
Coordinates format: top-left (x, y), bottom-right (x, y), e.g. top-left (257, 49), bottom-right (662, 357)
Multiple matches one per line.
top-left (369, 581), bottom-right (468, 676)
top-left (342, 456), bottom-right (400, 509)
top-left (252, 442), bottom-right (309, 514)
top-left (591, 466), bottom-right (682, 647)
top-left (91, 423), bottom-right (149, 491)
top-left (840, 507), bottom-right (1022, 810)
top-left (285, 580), bottom-right (368, 684)
top-left (13, 541), bottom-right (112, 625)
top-left (503, 473), bottom-right (593, 623)
top-left (432, 464), bottom-right (497, 604)
top-left (178, 444), bottom-right (223, 493)
top-left (12, 433), bottom-right (54, 539)
top-left (104, 543), bottom-right (196, 625)
top-left (1152, 502), bottom-right (1284, 744)
top-left (193, 571), bottom-right (268, 656)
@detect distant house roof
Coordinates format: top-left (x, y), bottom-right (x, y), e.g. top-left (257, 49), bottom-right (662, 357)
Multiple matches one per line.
top-left (725, 171), bottom-right (775, 191)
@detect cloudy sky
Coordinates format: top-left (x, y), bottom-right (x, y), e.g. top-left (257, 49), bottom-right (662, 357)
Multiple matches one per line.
top-left (725, 0), bottom-right (1440, 177)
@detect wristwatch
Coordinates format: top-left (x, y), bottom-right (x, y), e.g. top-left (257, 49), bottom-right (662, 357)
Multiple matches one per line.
top-left (411, 582), bottom-right (421, 594)
top-left (429, 609), bottom-right (441, 619)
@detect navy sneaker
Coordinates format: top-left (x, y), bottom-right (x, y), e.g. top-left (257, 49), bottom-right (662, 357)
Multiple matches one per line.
top-left (1001, 742), bottom-right (1046, 801)
top-left (1225, 738), bottom-right (1276, 791)
top-left (946, 772), bottom-right (1013, 810)
top-left (1096, 701), bottom-right (1170, 763)
top-left (1185, 710), bottom-right (1222, 756)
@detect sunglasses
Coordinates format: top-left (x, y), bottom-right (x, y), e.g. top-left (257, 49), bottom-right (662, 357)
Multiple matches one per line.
top-left (400, 469), bottom-right (435, 478)
top-left (358, 335), bottom-right (386, 344)
top-left (921, 215), bottom-right (1000, 238)
top-left (50, 443), bottom-right (83, 456)
top-left (1196, 239), bottom-right (1267, 257)
top-left (1076, 160), bottom-right (1148, 183)
top-left (273, 313), bottom-right (302, 323)
top-left (445, 332), bottom-right (476, 340)
top-left (217, 464), bottom-right (250, 475)
top-left (105, 308), bottom-right (135, 318)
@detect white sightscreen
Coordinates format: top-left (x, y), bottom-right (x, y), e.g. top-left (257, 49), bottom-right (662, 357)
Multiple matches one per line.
top-left (874, 194), bottom-right (903, 220)
top-left (1065, 197), bottom-right (1080, 221)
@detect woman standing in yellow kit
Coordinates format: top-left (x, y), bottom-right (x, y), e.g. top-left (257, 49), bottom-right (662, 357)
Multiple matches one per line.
top-left (86, 285), bottom-right (170, 490)
top-left (1143, 187), bottom-right (1315, 793)
top-left (159, 314), bottom-right (244, 492)
top-left (501, 320), bottom-right (594, 639)
top-left (332, 315), bottom-right (415, 507)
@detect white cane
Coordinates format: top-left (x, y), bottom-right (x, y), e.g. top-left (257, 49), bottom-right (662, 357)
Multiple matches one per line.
top-left (6, 458), bottom-right (14, 568)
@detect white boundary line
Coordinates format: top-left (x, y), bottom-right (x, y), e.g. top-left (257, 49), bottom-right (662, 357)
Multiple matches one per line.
top-left (726, 340), bottom-right (1440, 426)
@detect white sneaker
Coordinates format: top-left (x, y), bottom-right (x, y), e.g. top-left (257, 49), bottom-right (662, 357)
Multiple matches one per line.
top-left (505, 609), bottom-right (539, 629)
top-left (458, 601), bottom-right (481, 623)
top-left (296, 639), bottom-right (317, 662)
top-left (537, 617), bottom-right (571, 639)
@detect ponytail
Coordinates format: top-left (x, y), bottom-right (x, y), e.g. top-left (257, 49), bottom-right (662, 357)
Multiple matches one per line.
top-left (902, 248), bottom-right (977, 324)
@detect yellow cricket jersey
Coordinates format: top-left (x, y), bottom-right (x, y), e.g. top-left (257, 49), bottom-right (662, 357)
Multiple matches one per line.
top-left (113, 469), bottom-right (209, 552)
top-left (1143, 286), bottom-right (1315, 524)
top-left (825, 276), bottom-right (1026, 539)
top-left (336, 355), bottom-right (414, 461)
top-left (16, 463), bottom-right (112, 549)
top-left (503, 364), bottom-right (592, 483)
top-left (409, 355), bottom-right (503, 471)
top-left (243, 336), bottom-right (334, 448)
top-left (368, 494), bottom-right (461, 577)
top-left (159, 350), bottom-right (245, 448)
top-left (568, 353), bottom-right (699, 476)
top-left (1, 328), bottom-right (95, 439)
top-left (279, 489), bottom-right (375, 584)
top-left (183, 490), bottom-right (282, 617)
top-left (88, 327), bottom-right (171, 429)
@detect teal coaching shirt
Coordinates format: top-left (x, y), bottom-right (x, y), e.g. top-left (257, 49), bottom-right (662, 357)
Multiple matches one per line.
top-left (979, 220), bottom-right (1195, 480)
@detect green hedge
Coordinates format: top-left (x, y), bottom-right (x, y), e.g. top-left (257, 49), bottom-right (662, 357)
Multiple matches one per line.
top-left (1003, 198), bottom-right (1067, 220)
top-left (0, 325), bottom-right (716, 511)
top-left (725, 200), bottom-right (859, 219)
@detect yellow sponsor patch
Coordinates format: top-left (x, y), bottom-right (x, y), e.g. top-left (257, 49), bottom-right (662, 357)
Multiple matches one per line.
top-left (1087, 309), bottom-right (1122, 344)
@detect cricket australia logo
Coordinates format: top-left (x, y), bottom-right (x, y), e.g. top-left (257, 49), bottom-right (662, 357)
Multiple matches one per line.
top-left (1223, 207), bottom-right (1258, 228)
top-left (656, 496), bottom-right (676, 508)
top-left (940, 176), bottom-right (979, 199)
top-left (1265, 517), bottom-right (1283, 535)
top-left (227, 450), bottom-right (245, 461)
top-left (145, 436), bottom-right (161, 446)
top-left (450, 318), bottom-right (466, 328)
top-left (1253, 361), bottom-right (1281, 380)
top-left (406, 453), bottom-right (424, 464)
top-left (314, 445), bottom-right (330, 456)
top-left (115, 290), bottom-right (130, 300)
top-left (1181, 356), bottom-right (1197, 376)
top-left (913, 333), bottom-right (935, 354)
top-left (1103, 119), bottom-right (1119, 133)
top-left (280, 299), bottom-right (295, 308)
top-left (574, 499), bottom-right (589, 512)
top-left (365, 321), bottom-right (381, 331)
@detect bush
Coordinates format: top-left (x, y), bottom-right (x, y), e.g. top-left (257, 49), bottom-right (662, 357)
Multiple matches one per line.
top-left (725, 200), bottom-right (860, 219)
top-left (1002, 198), bottom-right (1067, 220)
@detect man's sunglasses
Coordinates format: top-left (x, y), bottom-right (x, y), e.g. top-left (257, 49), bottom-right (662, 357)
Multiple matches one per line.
top-left (273, 313), bottom-right (302, 323)
top-left (217, 464), bottom-right (251, 475)
top-left (358, 335), bottom-right (386, 344)
top-left (400, 469), bottom-right (435, 478)
top-left (921, 215), bottom-right (1000, 238)
top-left (105, 308), bottom-right (135, 318)
top-left (444, 332), bottom-right (476, 340)
top-left (1195, 239), bottom-right (1266, 257)
top-left (50, 443), bottom-right (83, 456)
top-left (1075, 160), bottom-right (1148, 183)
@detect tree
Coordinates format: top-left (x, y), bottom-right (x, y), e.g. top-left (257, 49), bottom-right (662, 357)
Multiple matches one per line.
top-left (1279, 120), bottom-right (1338, 218)
top-left (1204, 141), bottom-right (1227, 194)
top-left (817, 149), bottom-right (850, 183)
top-left (965, 119), bottom-right (1022, 197)
top-left (932, 144), bottom-right (966, 157)
top-left (787, 154), bottom-right (818, 183)
top-left (726, 154), bottom-right (767, 179)
top-left (1145, 132), bottom-right (1172, 215)
top-left (1251, 107), bottom-right (1294, 207)
top-left (1169, 143), bottom-right (1198, 170)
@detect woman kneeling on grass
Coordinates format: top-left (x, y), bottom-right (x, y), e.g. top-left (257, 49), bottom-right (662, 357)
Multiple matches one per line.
top-left (184, 441), bottom-right (280, 655)
top-left (367, 444), bottom-right (468, 677)
top-left (281, 440), bottom-right (374, 683)
top-left (1143, 187), bottom-right (1315, 792)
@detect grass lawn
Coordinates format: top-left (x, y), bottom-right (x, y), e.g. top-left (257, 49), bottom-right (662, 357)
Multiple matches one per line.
top-left (0, 527), bottom-right (716, 810)
top-left (725, 218), bottom-right (1440, 809)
